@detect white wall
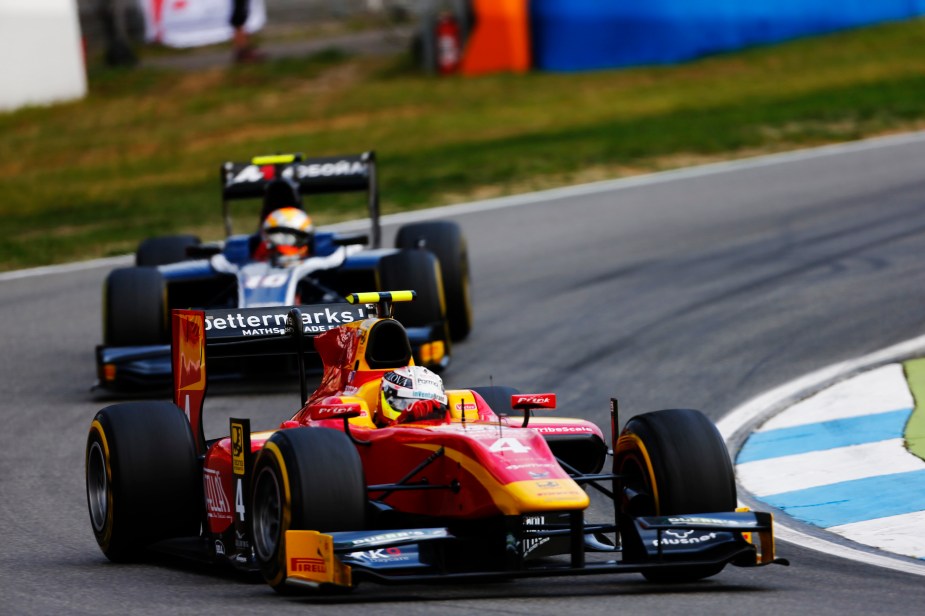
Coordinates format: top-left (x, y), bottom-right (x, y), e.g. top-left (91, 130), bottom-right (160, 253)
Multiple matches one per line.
top-left (0, 0), bottom-right (87, 112)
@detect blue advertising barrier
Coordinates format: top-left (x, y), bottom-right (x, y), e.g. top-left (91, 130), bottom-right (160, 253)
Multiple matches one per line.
top-left (531, 0), bottom-right (925, 71)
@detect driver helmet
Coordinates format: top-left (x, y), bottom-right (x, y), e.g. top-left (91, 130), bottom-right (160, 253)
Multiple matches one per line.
top-left (379, 366), bottom-right (448, 425)
top-left (261, 207), bottom-right (314, 266)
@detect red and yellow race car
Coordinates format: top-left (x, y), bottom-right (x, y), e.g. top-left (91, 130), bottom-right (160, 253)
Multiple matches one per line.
top-left (85, 291), bottom-right (786, 593)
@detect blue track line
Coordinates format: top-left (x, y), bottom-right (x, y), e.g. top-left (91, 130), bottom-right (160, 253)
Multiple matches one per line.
top-left (737, 408), bottom-right (911, 463)
top-left (759, 469), bottom-right (925, 527)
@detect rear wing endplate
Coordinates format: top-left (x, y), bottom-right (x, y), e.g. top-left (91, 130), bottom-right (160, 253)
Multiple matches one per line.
top-left (220, 151), bottom-right (381, 246)
top-left (172, 302), bottom-right (369, 453)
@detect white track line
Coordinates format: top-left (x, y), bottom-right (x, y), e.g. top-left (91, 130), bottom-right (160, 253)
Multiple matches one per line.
top-left (0, 255), bottom-right (132, 282)
top-left (350, 130), bottom-right (925, 229)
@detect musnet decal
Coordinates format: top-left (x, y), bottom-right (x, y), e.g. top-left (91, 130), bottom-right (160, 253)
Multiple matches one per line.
top-left (651, 531), bottom-right (720, 547)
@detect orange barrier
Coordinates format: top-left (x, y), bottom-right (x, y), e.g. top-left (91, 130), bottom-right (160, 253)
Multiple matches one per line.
top-left (460, 0), bottom-right (531, 75)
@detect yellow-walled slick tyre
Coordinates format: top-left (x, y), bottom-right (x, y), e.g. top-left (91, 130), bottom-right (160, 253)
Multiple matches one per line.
top-left (614, 408), bottom-right (736, 583)
top-left (85, 402), bottom-right (201, 562)
top-left (378, 250), bottom-right (448, 353)
top-left (395, 221), bottom-right (472, 342)
top-left (251, 427), bottom-right (366, 593)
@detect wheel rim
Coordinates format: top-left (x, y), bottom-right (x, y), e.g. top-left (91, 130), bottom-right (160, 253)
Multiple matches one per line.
top-left (252, 466), bottom-right (283, 561)
top-left (87, 441), bottom-right (109, 532)
top-left (618, 453), bottom-right (658, 516)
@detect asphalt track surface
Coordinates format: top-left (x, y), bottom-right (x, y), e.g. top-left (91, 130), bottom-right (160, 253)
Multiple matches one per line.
top-left (3, 133), bottom-right (925, 614)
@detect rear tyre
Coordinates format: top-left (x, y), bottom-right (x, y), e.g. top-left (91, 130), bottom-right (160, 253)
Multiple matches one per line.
top-left (251, 428), bottom-right (366, 593)
top-left (136, 234), bottom-right (200, 266)
top-left (86, 402), bottom-right (201, 562)
top-left (614, 408), bottom-right (736, 583)
top-left (395, 221), bottom-right (472, 341)
top-left (378, 250), bottom-right (446, 331)
top-left (103, 266), bottom-right (167, 346)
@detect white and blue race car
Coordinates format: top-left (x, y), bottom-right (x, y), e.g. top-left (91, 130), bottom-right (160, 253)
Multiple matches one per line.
top-left (95, 151), bottom-right (471, 389)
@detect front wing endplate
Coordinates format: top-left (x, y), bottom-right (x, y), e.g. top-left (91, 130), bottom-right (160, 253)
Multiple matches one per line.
top-left (285, 531), bottom-right (352, 588)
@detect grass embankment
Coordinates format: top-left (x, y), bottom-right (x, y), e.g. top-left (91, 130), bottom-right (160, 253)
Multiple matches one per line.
top-left (2, 19), bottom-right (925, 271)
top-left (905, 359), bottom-right (925, 462)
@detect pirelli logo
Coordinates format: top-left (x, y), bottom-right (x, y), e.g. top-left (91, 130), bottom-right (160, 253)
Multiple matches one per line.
top-left (290, 557), bottom-right (327, 573)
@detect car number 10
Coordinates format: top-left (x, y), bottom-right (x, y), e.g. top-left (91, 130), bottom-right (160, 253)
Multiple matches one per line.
top-left (244, 273), bottom-right (289, 289)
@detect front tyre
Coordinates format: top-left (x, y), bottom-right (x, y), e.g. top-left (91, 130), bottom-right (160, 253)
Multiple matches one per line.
top-left (614, 408), bottom-right (736, 583)
top-left (103, 266), bottom-right (166, 346)
top-left (251, 428), bottom-right (366, 593)
top-left (86, 402), bottom-right (201, 562)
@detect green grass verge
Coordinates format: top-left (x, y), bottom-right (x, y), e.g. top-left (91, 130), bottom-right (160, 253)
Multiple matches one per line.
top-left (3, 19), bottom-right (925, 271)
top-left (904, 359), bottom-right (925, 462)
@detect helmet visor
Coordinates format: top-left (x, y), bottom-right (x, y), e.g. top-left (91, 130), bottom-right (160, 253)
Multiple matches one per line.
top-left (265, 230), bottom-right (310, 248)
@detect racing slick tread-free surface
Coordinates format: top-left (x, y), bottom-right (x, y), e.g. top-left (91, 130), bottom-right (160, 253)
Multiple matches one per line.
top-left (395, 221), bottom-right (473, 342)
top-left (103, 266), bottom-right (167, 346)
top-left (251, 427), bottom-right (367, 593)
top-left (135, 234), bottom-right (200, 267)
top-left (378, 250), bottom-right (446, 333)
top-left (615, 408), bottom-right (737, 582)
top-left (85, 402), bottom-right (201, 562)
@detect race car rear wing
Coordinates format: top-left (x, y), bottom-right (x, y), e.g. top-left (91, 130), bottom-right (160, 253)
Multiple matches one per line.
top-left (172, 302), bottom-right (369, 453)
top-left (220, 151), bottom-right (381, 247)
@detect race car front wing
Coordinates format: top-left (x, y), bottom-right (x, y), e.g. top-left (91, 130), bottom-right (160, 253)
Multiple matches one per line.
top-left (282, 509), bottom-right (787, 590)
